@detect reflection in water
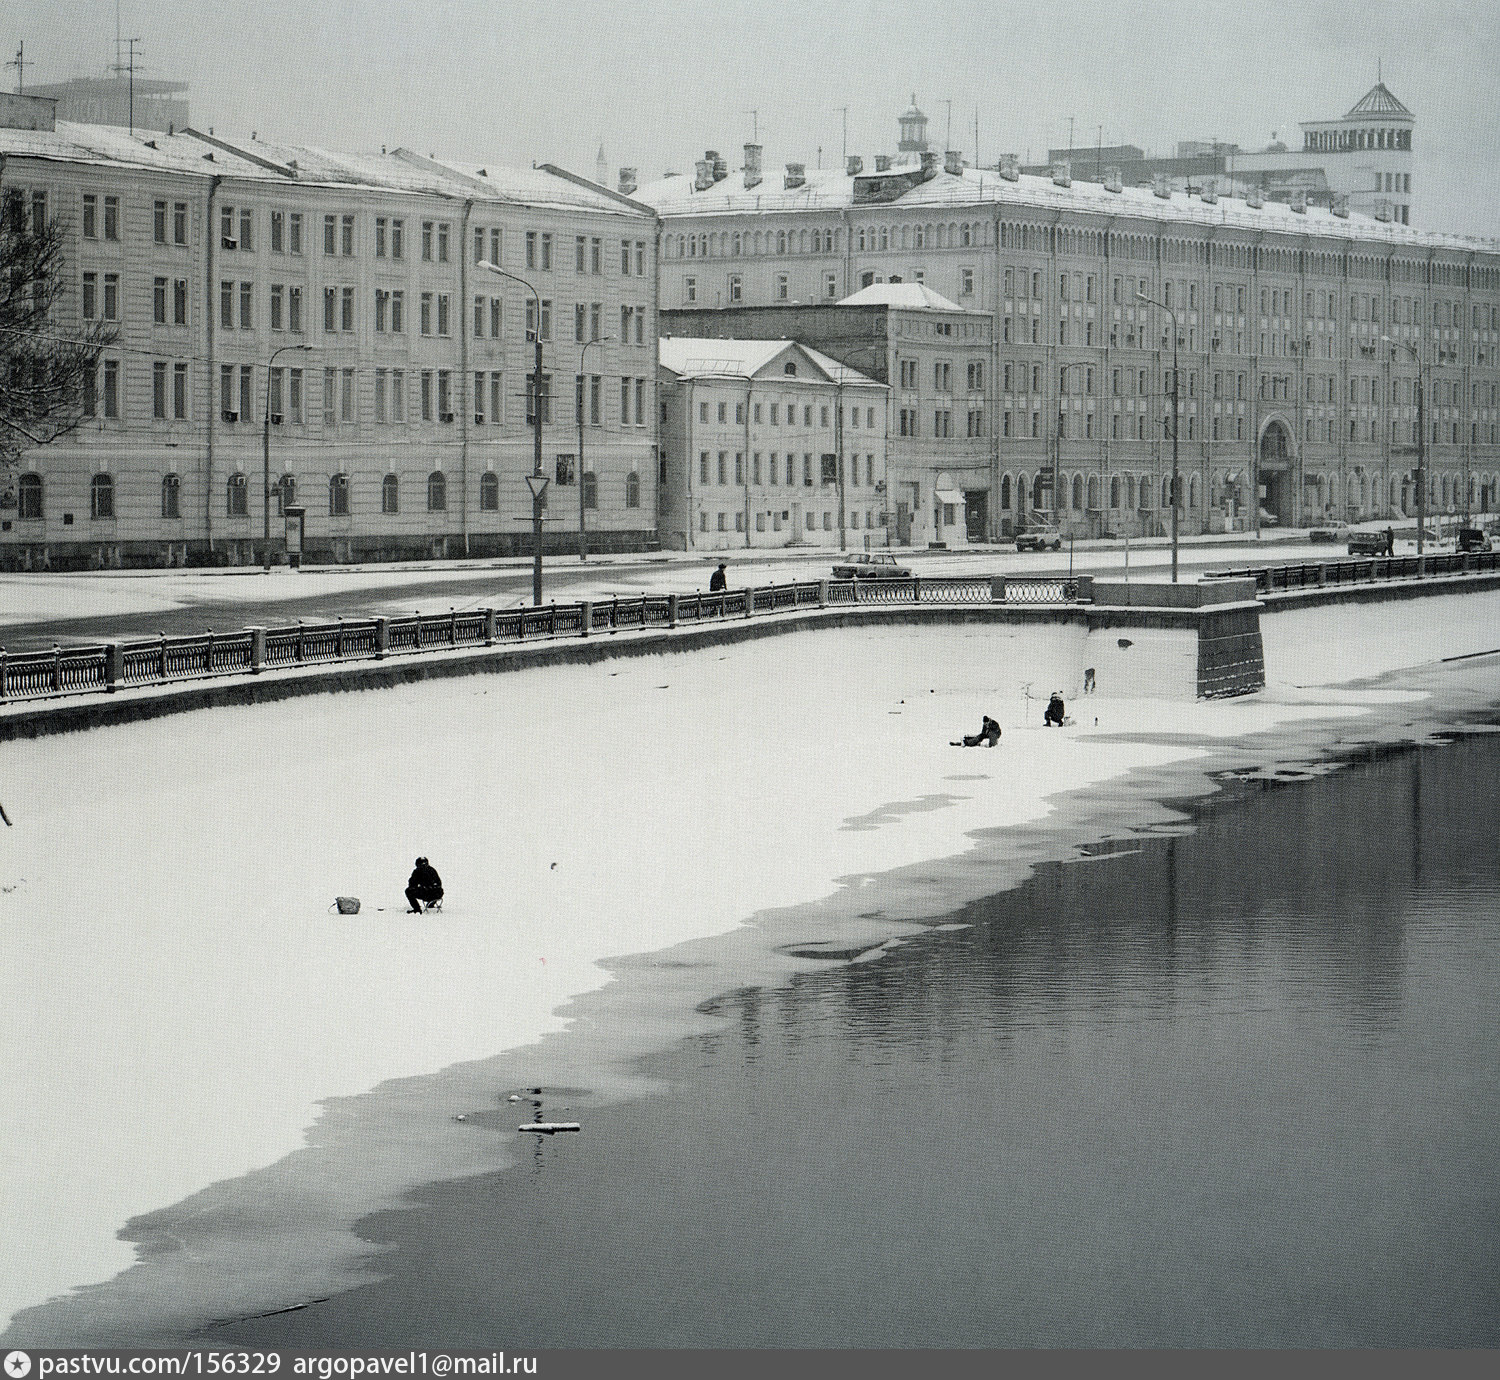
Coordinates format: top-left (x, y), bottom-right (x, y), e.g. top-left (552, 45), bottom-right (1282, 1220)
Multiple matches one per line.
top-left (231, 737), bottom-right (1500, 1349)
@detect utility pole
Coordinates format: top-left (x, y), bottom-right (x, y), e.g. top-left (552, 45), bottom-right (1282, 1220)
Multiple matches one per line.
top-left (839, 106), bottom-right (848, 164)
top-left (110, 37), bottom-right (143, 135)
top-left (747, 109), bottom-right (758, 142)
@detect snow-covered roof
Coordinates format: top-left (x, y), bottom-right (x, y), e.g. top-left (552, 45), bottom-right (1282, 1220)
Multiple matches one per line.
top-left (0, 120), bottom-right (646, 216)
top-left (838, 282), bottom-right (967, 312)
top-left (636, 158), bottom-right (1497, 256)
top-left (659, 336), bottom-right (883, 387)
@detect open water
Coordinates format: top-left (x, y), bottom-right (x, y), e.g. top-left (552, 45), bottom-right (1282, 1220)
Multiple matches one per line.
top-left (232, 731), bottom-right (1500, 1348)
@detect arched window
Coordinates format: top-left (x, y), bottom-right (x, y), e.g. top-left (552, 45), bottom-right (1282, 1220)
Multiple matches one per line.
top-left (1162, 476), bottom-right (1172, 509)
top-left (582, 470), bottom-right (598, 510)
top-left (480, 471), bottom-right (499, 511)
top-left (1071, 474), bottom-right (1083, 510)
top-left (226, 472), bottom-right (248, 517)
top-left (427, 470), bottom-right (447, 511)
top-left (382, 473), bottom-right (400, 514)
top-left (1087, 475), bottom-right (1099, 510)
top-left (1126, 474), bottom-right (1136, 509)
top-left (1033, 473), bottom-right (1046, 508)
top-left (90, 472), bottom-right (114, 520)
top-left (161, 473), bottom-right (180, 519)
top-left (329, 473), bottom-right (349, 516)
top-left (1189, 475), bottom-right (1199, 510)
top-left (18, 472), bottom-right (42, 520)
top-left (625, 470), bottom-right (640, 509)
top-left (276, 474), bottom-right (297, 515)
top-left (1110, 476), bottom-right (1120, 508)
top-left (1001, 474), bottom-right (1012, 509)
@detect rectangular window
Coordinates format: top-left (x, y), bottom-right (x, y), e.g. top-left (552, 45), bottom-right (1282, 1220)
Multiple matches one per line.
top-left (342, 286), bottom-right (355, 332)
top-left (238, 207), bottom-right (252, 251)
top-left (341, 368), bottom-right (355, 423)
top-left (438, 222), bottom-right (450, 263)
top-left (591, 237), bottom-right (602, 274)
top-left (272, 210), bottom-right (285, 253)
top-left (173, 363), bottom-right (188, 420)
top-left (424, 221), bottom-right (436, 262)
top-left (390, 219), bottom-right (403, 259)
top-left (104, 195), bottom-right (119, 241)
top-left (240, 280), bottom-right (253, 330)
top-left (378, 218), bottom-right (389, 258)
top-left (324, 368), bottom-right (338, 427)
top-left (287, 285), bottom-right (303, 333)
top-left (154, 200), bottom-right (167, 244)
top-left (489, 372), bottom-right (501, 428)
top-left (102, 273), bottom-right (119, 322)
top-left (288, 368), bottom-right (304, 424)
top-left (82, 193), bottom-right (97, 238)
top-left (153, 361), bottom-right (168, 419)
top-left (240, 365), bottom-right (253, 424)
top-left (154, 277), bottom-right (168, 325)
top-left (173, 201), bottom-right (188, 245)
top-left (271, 284), bottom-right (285, 331)
top-left (420, 292), bottom-right (433, 336)
top-left (341, 213), bottom-right (355, 257)
top-left (325, 288), bottom-right (338, 333)
top-left (324, 214), bottom-right (337, 256)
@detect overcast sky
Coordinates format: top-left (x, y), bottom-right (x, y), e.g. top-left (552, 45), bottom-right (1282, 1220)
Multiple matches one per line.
top-left (7, 0), bottom-right (1500, 236)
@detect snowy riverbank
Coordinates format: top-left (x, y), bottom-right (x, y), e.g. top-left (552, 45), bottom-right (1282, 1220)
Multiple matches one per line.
top-left (3, 591), bottom-right (1498, 1343)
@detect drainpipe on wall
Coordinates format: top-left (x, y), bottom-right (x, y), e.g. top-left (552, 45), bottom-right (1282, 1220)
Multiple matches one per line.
top-left (685, 379), bottom-right (695, 551)
top-left (457, 197), bottom-right (473, 557)
top-left (744, 377), bottom-right (753, 548)
top-left (204, 174), bottom-right (222, 556)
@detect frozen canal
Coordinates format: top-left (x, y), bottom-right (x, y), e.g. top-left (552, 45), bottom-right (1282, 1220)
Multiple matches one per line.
top-left (3, 592), bottom-right (1499, 1344)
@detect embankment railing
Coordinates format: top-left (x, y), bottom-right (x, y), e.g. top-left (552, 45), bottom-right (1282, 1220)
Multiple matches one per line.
top-left (1208, 549), bottom-right (1500, 595)
top-left (0, 574), bottom-right (1081, 705)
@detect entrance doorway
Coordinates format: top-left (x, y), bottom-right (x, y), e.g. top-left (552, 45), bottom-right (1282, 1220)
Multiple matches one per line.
top-left (964, 490), bottom-right (988, 542)
top-left (1259, 421), bottom-right (1295, 525)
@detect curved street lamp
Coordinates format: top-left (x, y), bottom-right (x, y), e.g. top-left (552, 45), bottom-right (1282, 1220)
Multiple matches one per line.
top-left (477, 259), bottom-right (547, 604)
top-left (1137, 293), bottom-right (1181, 583)
top-left (1382, 334), bottom-right (1427, 570)
top-left (263, 342), bottom-right (312, 570)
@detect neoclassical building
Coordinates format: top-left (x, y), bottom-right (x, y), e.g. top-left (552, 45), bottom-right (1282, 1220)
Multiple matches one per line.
top-left (635, 105), bottom-right (1500, 542)
top-left (0, 94), bottom-right (658, 567)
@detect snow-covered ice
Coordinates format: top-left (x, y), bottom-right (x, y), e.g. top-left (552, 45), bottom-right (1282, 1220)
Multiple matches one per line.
top-left (2, 588), bottom-right (1497, 1340)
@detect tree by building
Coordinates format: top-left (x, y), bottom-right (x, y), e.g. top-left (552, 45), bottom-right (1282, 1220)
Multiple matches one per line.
top-left (0, 185), bottom-right (116, 484)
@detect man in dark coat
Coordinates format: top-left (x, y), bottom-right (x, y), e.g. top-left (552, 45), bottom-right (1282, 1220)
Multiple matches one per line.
top-left (1044, 692), bottom-right (1066, 727)
top-left (406, 857), bottom-right (444, 913)
top-left (709, 562), bottom-right (728, 591)
top-left (953, 715), bottom-right (1002, 747)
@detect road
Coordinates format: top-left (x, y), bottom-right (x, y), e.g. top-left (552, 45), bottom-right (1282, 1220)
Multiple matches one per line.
top-left (0, 534), bottom-right (1413, 652)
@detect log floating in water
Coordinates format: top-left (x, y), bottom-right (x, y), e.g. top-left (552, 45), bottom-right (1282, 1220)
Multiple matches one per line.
top-left (520, 1122), bottom-right (580, 1134)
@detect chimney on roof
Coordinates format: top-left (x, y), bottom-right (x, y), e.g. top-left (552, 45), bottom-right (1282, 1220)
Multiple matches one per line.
top-left (784, 162), bottom-right (806, 189)
top-left (1200, 178), bottom-right (1218, 204)
top-left (944, 149), bottom-right (963, 176)
top-left (874, 154), bottom-right (892, 173)
top-left (1246, 186), bottom-right (1264, 209)
top-left (846, 154), bottom-right (863, 177)
top-left (998, 153), bottom-right (1020, 182)
top-left (920, 149), bottom-right (939, 179)
top-left (1290, 189), bottom-right (1308, 213)
top-left (1373, 197), bottom-right (1394, 223)
top-left (694, 159), bottom-right (713, 192)
top-left (1052, 160), bottom-right (1072, 187)
top-left (1104, 165), bottom-right (1124, 193)
top-left (743, 143), bottom-right (762, 189)
top-left (618, 167), bottom-right (638, 196)
top-left (1331, 192), bottom-right (1350, 218)
top-left (706, 150), bottom-right (727, 182)
top-left (1153, 172), bottom-right (1172, 199)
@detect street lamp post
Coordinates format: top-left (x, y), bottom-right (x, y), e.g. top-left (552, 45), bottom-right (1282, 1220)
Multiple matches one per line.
top-left (577, 335), bottom-right (612, 562)
top-left (478, 260), bottom-right (546, 604)
top-left (262, 343), bottom-right (312, 570)
top-left (1053, 359), bottom-right (1090, 537)
top-left (1383, 335), bottom-right (1426, 571)
top-left (1138, 294), bottom-right (1180, 582)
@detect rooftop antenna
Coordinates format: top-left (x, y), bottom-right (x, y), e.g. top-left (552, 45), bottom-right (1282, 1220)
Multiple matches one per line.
top-left (109, 35), bottom-right (144, 135)
top-left (747, 108), bottom-right (758, 142)
top-left (6, 42), bottom-right (31, 94)
top-left (1096, 123), bottom-right (1102, 181)
top-left (974, 108), bottom-right (979, 167)
top-left (944, 99), bottom-right (952, 151)
top-left (1068, 114), bottom-right (1075, 155)
top-left (838, 105), bottom-right (848, 163)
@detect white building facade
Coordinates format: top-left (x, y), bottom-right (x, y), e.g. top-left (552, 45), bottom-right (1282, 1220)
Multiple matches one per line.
top-left (636, 114), bottom-right (1500, 541)
top-left (657, 338), bottom-right (887, 551)
top-left (0, 98), bottom-right (659, 567)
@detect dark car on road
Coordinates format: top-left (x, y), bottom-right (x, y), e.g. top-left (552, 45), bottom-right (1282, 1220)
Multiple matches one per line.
top-left (1457, 527), bottom-right (1493, 553)
top-left (832, 552), bottom-right (913, 580)
top-left (1347, 531), bottom-right (1389, 556)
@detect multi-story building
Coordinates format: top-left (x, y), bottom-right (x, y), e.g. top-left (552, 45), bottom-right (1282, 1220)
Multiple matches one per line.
top-left (657, 337), bottom-right (887, 551)
top-left (662, 283), bottom-right (994, 545)
top-left (0, 95), bottom-right (659, 567)
top-left (22, 75), bottom-right (192, 134)
top-left (636, 104), bottom-right (1500, 541)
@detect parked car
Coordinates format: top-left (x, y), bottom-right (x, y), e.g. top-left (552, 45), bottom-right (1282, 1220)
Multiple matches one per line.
top-left (1347, 531), bottom-right (1389, 556)
top-left (831, 552), bottom-right (912, 580)
top-left (1015, 524), bottom-right (1063, 552)
top-left (1309, 522), bottom-right (1351, 544)
top-left (1456, 527), bottom-right (1493, 553)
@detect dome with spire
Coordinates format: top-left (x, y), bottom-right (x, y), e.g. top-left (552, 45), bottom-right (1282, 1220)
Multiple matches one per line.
top-left (1345, 82), bottom-right (1412, 119)
top-left (897, 94), bottom-right (929, 153)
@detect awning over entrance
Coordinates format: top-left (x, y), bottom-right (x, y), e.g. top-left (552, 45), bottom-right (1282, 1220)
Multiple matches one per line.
top-left (936, 489), bottom-right (965, 505)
